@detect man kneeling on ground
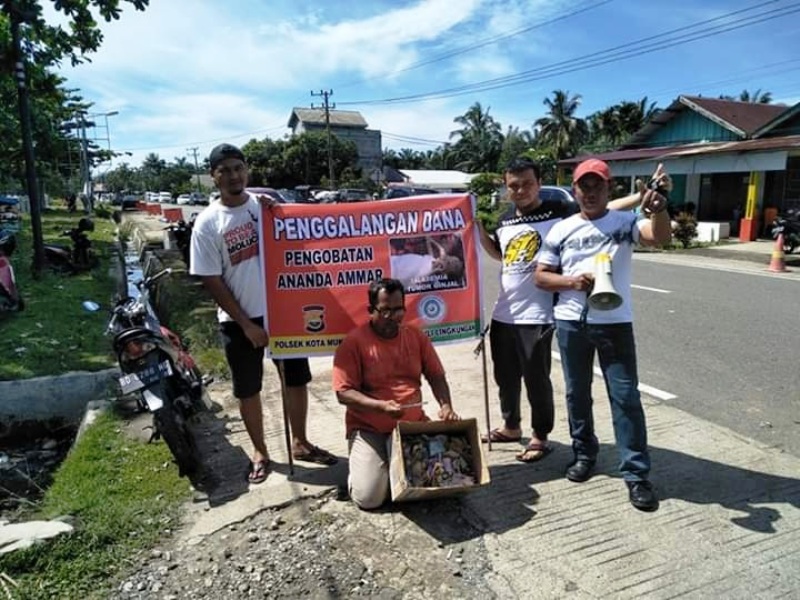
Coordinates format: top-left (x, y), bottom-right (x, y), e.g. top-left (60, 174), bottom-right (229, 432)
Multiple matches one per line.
top-left (333, 278), bottom-right (460, 510)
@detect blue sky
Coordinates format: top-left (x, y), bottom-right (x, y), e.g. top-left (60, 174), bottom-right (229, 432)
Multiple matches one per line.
top-left (51, 0), bottom-right (800, 171)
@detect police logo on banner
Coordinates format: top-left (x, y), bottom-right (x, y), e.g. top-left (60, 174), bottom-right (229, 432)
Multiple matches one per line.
top-left (418, 295), bottom-right (446, 323)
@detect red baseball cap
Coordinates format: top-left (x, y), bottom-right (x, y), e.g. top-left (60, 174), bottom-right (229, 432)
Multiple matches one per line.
top-left (573, 158), bottom-right (611, 182)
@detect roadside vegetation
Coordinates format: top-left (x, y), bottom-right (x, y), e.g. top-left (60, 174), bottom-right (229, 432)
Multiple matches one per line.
top-left (0, 411), bottom-right (190, 599)
top-left (0, 208), bottom-right (222, 597)
top-left (0, 208), bottom-right (118, 380)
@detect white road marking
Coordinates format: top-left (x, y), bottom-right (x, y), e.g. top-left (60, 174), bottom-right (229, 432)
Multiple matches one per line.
top-left (631, 284), bottom-right (671, 293)
top-left (551, 352), bottom-right (678, 401)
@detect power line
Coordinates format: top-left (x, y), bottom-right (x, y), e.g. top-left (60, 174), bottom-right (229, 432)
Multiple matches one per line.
top-left (340, 0), bottom-right (799, 106)
top-left (336, 0), bottom-right (615, 90)
top-left (118, 122), bottom-right (288, 154)
top-left (382, 131), bottom-right (448, 146)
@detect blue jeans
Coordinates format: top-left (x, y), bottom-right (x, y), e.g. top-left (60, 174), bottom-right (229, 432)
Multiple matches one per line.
top-left (555, 320), bottom-right (650, 481)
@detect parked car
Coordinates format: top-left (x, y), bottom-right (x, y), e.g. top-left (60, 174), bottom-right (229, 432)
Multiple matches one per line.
top-left (176, 194), bottom-right (193, 206)
top-left (190, 192), bottom-right (207, 205)
top-left (276, 189), bottom-right (300, 203)
top-left (538, 185), bottom-right (577, 204)
top-left (158, 191), bottom-right (172, 203)
top-left (384, 185), bottom-right (440, 199)
top-left (338, 188), bottom-right (370, 202)
top-left (245, 187), bottom-right (287, 203)
top-left (121, 194), bottom-right (139, 210)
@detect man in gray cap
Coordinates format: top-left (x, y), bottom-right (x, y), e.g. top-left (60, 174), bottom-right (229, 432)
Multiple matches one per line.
top-left (191, 143), bottom-right (337, 485)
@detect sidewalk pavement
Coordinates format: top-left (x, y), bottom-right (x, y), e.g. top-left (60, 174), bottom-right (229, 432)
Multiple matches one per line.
top-left (640, 238), bottom-right (800, 268)
top-left (183, 339), bottom-right (800, 599)
top-left (124, 212), bottom-right (798, 596)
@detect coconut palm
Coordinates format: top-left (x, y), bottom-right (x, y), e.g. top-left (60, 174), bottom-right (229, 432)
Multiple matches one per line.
top-left (533, 90), bottom-right (588, 160)
top-left (449, 102), bottom-right (504, 172)
top-left (721, 89), bottom-right (773, 104)
top-left (499, 126), bottom-right (535, 169)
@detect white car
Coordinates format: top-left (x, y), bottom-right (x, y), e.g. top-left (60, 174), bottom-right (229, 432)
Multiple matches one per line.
top-left (158, 191), bottom-right (172, 203)
top-left (176, 194), bottom-right (192, 205)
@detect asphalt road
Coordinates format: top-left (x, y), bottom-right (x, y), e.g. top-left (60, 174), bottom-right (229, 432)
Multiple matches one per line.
top-left (479, 253), bottom-right (800, 458)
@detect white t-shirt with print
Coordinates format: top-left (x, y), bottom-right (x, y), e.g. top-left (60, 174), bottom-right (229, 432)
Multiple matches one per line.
top-left (491, 199), bottom-right (577, 324)
top-left (538, 210), bottom-right (645, 324)
top-left (190, 195), bottom-right (264, 322)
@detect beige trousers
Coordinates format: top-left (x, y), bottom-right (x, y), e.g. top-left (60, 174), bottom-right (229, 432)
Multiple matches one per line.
top-left (348, 430), bottom-right (393, 510)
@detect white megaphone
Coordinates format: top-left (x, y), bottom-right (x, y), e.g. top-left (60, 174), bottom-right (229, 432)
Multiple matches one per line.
top-left (588, 253), bottom-right (622, 311)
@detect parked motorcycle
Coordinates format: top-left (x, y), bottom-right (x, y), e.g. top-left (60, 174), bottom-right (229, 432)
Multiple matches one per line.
top-left (45, 217), bottom-right (98, 274)
top-left (0, 230), bottom-right (24, 313)
top-left (771, 208), bottom-right (800, 254)
top-left (164, 217), bottom-right (194, 269)
top-left (106, 267), bottom-right (211, 477)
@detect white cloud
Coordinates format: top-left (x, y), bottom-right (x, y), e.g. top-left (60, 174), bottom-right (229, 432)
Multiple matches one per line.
top-left (38, 0), bottom-right (798, 172)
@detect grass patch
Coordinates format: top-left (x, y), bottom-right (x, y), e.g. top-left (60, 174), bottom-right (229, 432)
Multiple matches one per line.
top-left (0, 209), bottom-right (119, 380)
top-left (149, 252), bottom-right (230, 381)
top-left (0, 411), bottom-right (191, 599)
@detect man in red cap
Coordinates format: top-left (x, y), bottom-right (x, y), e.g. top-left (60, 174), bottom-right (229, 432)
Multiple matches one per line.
top-left (475, 157), bottom-right (664, 465)
top-left (535, 158), bottom-right (671, 512)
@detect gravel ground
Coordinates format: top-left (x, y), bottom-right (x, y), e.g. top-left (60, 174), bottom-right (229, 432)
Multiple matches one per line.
top-left (112, 492), bottom-right (496, 599)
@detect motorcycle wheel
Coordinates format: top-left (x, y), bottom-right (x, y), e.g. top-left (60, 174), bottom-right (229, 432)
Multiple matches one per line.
top-left (153, 403), bottom-right (200, 477)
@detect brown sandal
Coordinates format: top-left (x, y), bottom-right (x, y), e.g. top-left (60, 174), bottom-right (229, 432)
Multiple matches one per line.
top-left (481, 428), bottom-right (522, 444)
top-left (515, 442), bottom-right (552, 463)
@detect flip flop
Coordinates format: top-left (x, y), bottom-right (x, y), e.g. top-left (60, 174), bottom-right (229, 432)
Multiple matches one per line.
top-left (515, 442), bottom-right (553, 463)
top-left (480, 428), bottom-right (522, 444)
top-left (292, 445), bottom-right (338, 466)
top-left (247, 459), bottom-right (271, 484)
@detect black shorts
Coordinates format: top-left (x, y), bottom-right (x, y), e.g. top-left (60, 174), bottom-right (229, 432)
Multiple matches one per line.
top-left (219, 317), bottom-right (312, 399)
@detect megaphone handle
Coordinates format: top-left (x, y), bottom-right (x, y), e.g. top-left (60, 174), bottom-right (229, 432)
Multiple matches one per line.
top-left (579, 293), bottom-right (591, 328)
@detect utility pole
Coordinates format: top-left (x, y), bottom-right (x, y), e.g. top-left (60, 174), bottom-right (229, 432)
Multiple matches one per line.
top-left (188, 147), bottom-right (202, 195)
top-left (311, 89), bottom-right (335, 189)
top-left (78, 113), bottom-right (92, 213)
top-left (9, 8), bottom-right (45, 275)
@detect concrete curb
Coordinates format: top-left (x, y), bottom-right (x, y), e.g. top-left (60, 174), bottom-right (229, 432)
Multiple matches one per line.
top-left (0, 368), bottom-right (120, 441)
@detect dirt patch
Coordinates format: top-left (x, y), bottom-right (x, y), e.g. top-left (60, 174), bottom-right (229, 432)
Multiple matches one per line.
top-left (112, 493), bottom-right (495, 599)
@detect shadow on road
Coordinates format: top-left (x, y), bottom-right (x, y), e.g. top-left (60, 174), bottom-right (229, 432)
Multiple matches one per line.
top-left (189, 410), bottom-right (250, 507)
top-left (455, 442), bottom-right (800, 536)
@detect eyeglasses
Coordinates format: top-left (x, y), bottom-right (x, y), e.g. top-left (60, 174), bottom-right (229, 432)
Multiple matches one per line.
top-left (373, 306), bottom-right (406, 319)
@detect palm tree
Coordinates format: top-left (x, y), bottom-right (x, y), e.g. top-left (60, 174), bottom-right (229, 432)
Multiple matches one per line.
top-left (533, 90), bottom-right (588, 160)
top-left (450, 102), bottom-right (504, 172)
top-left (498, 125), bottom-right (534, 168)
top-left (720, 89), bottom-right (773, 104)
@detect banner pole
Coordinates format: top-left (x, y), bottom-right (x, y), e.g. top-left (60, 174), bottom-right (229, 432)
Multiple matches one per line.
top-left (474, 324), bottom-right (492, 452)
top-left (277, 360), bottom-right (295, 476)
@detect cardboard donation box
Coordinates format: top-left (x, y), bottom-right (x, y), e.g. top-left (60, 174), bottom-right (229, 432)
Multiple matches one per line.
top-left (390, 418), bottom-right (490, 502)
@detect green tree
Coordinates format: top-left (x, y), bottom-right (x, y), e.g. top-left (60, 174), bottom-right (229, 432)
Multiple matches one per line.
top-left (498, 125), bottom-right (534, 170)
top-left (449, 102), bottom-right (504, 173)
top-left (533, 90), bottom-right (588, 160)
top-left (279, 131), bottom-right (359, 188)
top-left (586, 97), bottom-right (659, 150)
top-left (242, 137), bottom-right (287, 186)
top-left (99, 161), bottom-right (139, 192)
